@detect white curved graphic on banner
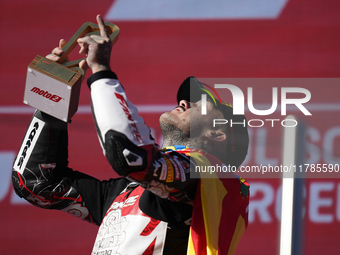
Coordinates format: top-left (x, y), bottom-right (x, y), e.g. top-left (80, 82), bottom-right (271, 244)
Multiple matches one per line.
top-left (105, 0), bottom-right (289, 20)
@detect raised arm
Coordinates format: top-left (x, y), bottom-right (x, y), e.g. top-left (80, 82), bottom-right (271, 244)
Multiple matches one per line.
top-left (81, 15), bottom-right (198, 202)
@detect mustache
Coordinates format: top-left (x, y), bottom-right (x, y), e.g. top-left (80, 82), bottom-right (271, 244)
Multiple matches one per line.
top-left (175, 105), bottom-right (186, 111)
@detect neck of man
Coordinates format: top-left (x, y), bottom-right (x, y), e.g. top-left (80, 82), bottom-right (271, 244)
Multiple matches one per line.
top-left (160, 123), bottom-right (227, 163)
top-left (160, 122), bottom-right (190, 148)
top-left (160, 122), bottom-right (206, 149)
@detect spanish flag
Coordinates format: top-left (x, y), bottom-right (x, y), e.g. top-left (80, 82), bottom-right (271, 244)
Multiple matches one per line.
top-left (178, 148), bottom-right (249, 255)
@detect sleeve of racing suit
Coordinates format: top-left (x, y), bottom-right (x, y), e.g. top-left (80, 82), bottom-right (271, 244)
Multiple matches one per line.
top-left (11, 110), bottom-right (129, 225)
top-left (88, 71), bottom-right (197, 202)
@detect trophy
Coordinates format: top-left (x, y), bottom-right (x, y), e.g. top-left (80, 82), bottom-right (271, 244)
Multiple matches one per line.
top-left (23, 22), bottom-right (119, 122)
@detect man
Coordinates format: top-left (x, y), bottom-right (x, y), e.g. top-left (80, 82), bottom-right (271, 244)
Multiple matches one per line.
top-left (12, 15), bottom-right (249, 254)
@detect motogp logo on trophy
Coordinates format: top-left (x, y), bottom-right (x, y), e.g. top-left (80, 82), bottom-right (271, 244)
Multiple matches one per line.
top-left (30, 87), bottom-right (63, 102)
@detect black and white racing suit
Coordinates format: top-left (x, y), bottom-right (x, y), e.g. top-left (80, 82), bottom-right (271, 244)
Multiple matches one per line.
top-left (12, 71), bottom-right (198, 255)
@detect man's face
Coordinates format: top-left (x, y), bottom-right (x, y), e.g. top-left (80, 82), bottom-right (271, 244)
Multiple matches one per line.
top-left (159, 99), bottom-right (224, 138)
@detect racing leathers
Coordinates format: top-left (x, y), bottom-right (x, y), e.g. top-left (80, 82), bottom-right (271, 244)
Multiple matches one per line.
top-left (12, 70), bottom-right (248, 255)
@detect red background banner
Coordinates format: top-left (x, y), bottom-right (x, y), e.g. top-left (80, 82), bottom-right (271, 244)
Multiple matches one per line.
top-left (1, 0), bottom-right (339, 254)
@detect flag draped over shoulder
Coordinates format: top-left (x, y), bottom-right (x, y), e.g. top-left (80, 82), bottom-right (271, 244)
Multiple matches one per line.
top-left (171, 147), bottom-right (249, 255)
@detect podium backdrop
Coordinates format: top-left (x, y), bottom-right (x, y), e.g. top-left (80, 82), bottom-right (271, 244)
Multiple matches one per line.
top-left (1, 0), bottom-right (339, 254)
